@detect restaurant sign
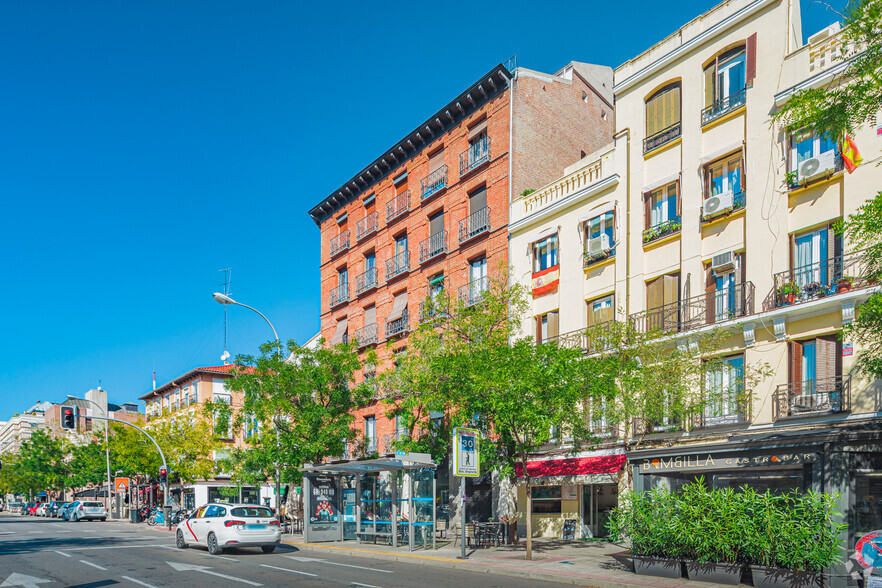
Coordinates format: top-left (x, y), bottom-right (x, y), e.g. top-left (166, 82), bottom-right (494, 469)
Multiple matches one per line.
top-left (639, 452), bottom-right (816, 473)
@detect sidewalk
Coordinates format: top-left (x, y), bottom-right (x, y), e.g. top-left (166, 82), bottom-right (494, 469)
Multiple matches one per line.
top-left (281, 535), bottom-right (751, 588)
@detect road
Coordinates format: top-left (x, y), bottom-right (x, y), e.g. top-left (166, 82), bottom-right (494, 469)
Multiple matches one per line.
top-left (0, 513), bottom-right (562, 587)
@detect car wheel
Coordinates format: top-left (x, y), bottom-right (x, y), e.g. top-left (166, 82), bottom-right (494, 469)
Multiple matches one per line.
top-left (176, 530), bottom-right (187, 549)
top-left (261, 545), bottom-right (276, 554)
top-left (207, 532), bottom-right (222, 555)
top-left (100, 518), bottom-right (106, 522)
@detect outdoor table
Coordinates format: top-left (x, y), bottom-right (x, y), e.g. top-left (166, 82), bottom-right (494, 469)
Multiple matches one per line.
top-left (474, 522), bottom-right (503, 547)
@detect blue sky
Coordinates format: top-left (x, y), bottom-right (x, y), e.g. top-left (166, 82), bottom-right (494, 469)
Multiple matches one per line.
top-left (0, 0), bottom-right (842, 417)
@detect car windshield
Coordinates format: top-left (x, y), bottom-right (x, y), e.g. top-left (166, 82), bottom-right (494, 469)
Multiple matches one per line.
top-left (230, 507), bottom-right (274, 518)
top-left (83, 502), bottom-right (103, 507)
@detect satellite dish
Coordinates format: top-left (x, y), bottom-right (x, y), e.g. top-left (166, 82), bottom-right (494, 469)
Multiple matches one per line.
top-left (221, 350), bottom-right (230, 362)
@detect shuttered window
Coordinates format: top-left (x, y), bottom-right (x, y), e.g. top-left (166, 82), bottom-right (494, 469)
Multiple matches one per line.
top-left (645, 83), bottom-right (681, 137)
top-left (646, 274), bottom-right (680, 331)
top-left (588, 294), bottom-right (614, 327)
top-left (535, 311), bottom-right (559, 343)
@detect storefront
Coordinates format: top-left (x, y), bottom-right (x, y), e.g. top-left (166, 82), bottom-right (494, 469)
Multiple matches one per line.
top-left (515, 449), bottom-right (626, 539)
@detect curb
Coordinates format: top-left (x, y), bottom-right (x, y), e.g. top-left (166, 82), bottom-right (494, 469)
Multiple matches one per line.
top-left (281, 541), bottom-right (693, 588)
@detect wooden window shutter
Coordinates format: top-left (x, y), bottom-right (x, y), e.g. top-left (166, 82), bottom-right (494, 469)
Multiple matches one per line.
top-left (647, 278), bottom-right (663, 311)
top-left (601, 296), bottom-right (614, 324)
top-left (816, 336), bottom-right (840, 384)
top-left (664, 274), bottom-right (680, 305)
top-left (587, 302), bottom-right (596, 328)
top-left (646, 95), bottom-right (658, 137)
top-left (746, 33), bottom-right (757, 83)
top-left (535, 316), bottom-right (542, 342)
top-left (428, 149), bottom-right (444, 172)
top-left (549, 312), bottom-right (560, 340)
top-left (673, 181), bottom-right (682, 217)
top-left (670, 84), bottom-right (681, 126)
top-left (704, 65), bottom-right (716, 107)
top-left (644, 193), bottom-right (651, 229)
top-left (705, 264), bottom-right (716, 324)
top-left (789, 340), bottom-right (803, 386)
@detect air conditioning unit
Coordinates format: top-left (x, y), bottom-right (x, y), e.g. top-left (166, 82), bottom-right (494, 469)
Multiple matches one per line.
top-left (791, 395), bottom-right (818, 411)
top-left (587, 234), bottom-right (612, 259)
top-left (711, 251), bottom-right (736, 274)
top-left (703, 190), bottom-right (734, 219)
top-left (797, 150), bottom-right (836, 182)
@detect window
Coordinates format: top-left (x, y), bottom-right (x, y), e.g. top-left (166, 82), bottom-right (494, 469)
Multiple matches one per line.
top-left (394, 416), bottom-right (408, 440)
top-left (337, 213), bottom-right (348, 234)
top-left (469, 256), bottom-right (488, 286)
top-left (585, 211), bottom-right (615, 262)
top-left (395, 234), bottom-right (408, 256)
top-left (532, 235), bottom-right (559, 272)
top-left (530, 486), bottom-right (562, 514)
top-left (588, 294), bottom-right (614, 327)
top-left (429, 210), bottom-right (444, 236)
top-left (189, 382), bottom-right (198, 404)
top-left (790, 130), bottom-right (839, 177)
top-left (704, 48), bottom-right (746, 107)
top-left (789, 337), bottom-right (842, 407)
top-left (704, 356), bottom-right (744, 426)
top-left (646, 274), bottom-right (680, 331)
top-left (338, 267), bottom-right (348, 288)
top-left (705, 152), bottom-right (743, 199)
top-left (535, 311), bottom-right (559, 343)
top-left (365, 416), bottom-right (377, 452)
top-left (645, 82), bottom-right (681, 139)
top-left (243, 414), bottom-right (259, 440)
top-left (364, 194), bottom-right (375, 213)
top-left (646, 183), bottom-right (678, 229)
top-left (429, 274), bottom-right (444, 299)
top-left (794, 227), bottom-right (829, 287)
top-left (707, 253), bottom-right (744, 323)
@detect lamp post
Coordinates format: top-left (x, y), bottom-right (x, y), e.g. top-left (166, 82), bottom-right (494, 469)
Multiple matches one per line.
top-left (212, 293), bottom-right (284, 528)
top-left (68, 395), bottom-right (113, 519)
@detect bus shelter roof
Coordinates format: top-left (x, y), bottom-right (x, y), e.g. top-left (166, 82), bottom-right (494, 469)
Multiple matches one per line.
top-left (301, 452), bottom-right (435, 474)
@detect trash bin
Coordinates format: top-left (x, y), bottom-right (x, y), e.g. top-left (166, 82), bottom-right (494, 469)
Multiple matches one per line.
top-left (162, 506), bottom-right (172, 526)
top-left (129, 509), bottom-right (140, 523)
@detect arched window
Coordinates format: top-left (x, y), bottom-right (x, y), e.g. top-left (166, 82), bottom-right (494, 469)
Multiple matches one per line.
top-left (644, 82), bottom-right (681, 151)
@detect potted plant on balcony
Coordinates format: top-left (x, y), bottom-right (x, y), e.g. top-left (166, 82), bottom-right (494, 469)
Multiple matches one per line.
top-left (836, 276), bottom-right (854, 293)
top-left (776, 282), bottom-right (799, 305)
top-left (784, 171), bottom-right (800, 190)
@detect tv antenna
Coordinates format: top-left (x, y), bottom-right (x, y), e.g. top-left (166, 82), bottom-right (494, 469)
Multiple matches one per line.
top-left (219, 268), bottom-right (232, 362)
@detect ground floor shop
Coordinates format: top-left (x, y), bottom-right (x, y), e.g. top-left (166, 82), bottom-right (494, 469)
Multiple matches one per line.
top-left (168, 482), bottom-right (277, 510)
top-left (514, 450), bottom-right (626, 539)
top-left (628, 425), bottom-right (882, 587)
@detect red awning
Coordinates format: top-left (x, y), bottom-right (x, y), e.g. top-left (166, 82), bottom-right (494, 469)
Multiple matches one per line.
top-left (515, 453), bottom-right (626, 478)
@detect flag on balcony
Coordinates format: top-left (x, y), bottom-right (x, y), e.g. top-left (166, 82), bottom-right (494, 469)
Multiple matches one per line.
top-left (841, 135), bottom-right (863, 173)
top-left (531, 265), bottom-right (559, 296)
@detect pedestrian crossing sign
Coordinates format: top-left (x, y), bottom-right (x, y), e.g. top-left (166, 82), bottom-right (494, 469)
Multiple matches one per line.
top-left (114, 477), bottom-right (130, 492)
top-left (453, 428), bottom-right (479, 477)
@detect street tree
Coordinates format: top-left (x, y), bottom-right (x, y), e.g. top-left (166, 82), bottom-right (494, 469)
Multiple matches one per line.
top-left (150, 412), bottom-right (221, 502)
top-left (68, 439), bottom-right (108, 493)
top-left (15, 430), bottom-right (65, 498)
top-left (109, 419), bottom-right (163, 481)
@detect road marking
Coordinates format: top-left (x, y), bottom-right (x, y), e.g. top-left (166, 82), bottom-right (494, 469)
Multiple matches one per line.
top-left (167, 562), bottom-right (262, 586)
top-left (0, 572), bottom-right (51, 587)
top-left (79, 560), bottom-right (107, 571)
top-left (122, 576), bottom-right (158, 588)
top-left (54, 550), bottom-right (71, 557)
top-left (352, 584), bottom-right (383, 588)
top-left (259, 564), bottom-right (317, 577)
top-left (286, 555), bottom-right (393, 573)
top-left (199, 551), bottom-right (238, 562)
top-left (63, 544), bottom-right (171, 551)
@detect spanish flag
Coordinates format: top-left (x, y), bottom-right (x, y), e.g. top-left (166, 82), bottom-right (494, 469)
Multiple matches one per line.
top-left (842, 135), bottom-right (863, 173)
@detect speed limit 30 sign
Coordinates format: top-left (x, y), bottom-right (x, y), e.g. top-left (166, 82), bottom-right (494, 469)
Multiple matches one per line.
top-left (454, 428), bottom-right (479, 477)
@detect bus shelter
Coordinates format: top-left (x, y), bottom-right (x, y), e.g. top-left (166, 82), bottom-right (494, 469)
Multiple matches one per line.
top-left (302, 452), bottom-right (437, 551)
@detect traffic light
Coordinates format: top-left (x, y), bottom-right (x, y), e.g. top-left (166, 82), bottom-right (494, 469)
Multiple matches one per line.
top-left (159, 465), bottom-right (168, 485)
top-left (61, 406), bottom-right (76, 430)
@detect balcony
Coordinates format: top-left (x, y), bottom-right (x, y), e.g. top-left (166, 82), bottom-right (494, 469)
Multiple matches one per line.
top-left (701, 190), bottom-right (745, 223)
top-left (353, 323), bottom-right (378, 348)
top-left (701, 88), bottom-right (747, 126)
top-left (329, 283), bottom-right (349, 308)
top-left (420, 165), bottom-right (448, 201)
top-left (355, 267), bottom-right (378, 295)
top-left (629, 282), bottom-right (755, 334)
top-left (329, 230), bottom-right (350, 257)
top-left (385, 251), bottom-right (410, 281)
top-left (459, 137), bottom-right (491, 176)
top-left (545, 321), bottom-right (616, 353)
top-left (386, 190), bottom-right (411, 223)
top-left (458, 207), bottom-right (491, 244)
top-left (643, 122), bottom-right (681, 153)
top-left (419, 231), bottom-right (447, 264)
top-left (642, 217), bottom-right (681, 245)
top-left (458, 276), bottom-right (489, 307)
top-left (356, 211), bottom-right (378, 240)
top-left (419, 299), bottom-right (447, 323)
top-left (773, 375), bottom-right (851, 420)
top-left (773, 250), bottom-right (873, 309)
top-left (385, 308), bottom-right (410, 338)
top-left (692, 407), bottom-right (749, 429)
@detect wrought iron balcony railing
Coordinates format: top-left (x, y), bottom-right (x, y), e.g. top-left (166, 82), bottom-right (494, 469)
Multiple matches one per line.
top-left (459, 137), bottom-right (491, 176)
top-left (544, 321), bottom-right (616, 353)
top-left (692, 406), bottom-right (749, 429)
top-left (643, 217), bottom-right (681, 244)
top-left (420, 165), bottom-right (448, 201)
top-left (458, 207), bottom-right (491, 244)
top-left (643, 122), bottom-right (681, 153)
top-left (353, 323), bottom-right (378, 348)
top-left (773, 250), bottom-right (872, 308)
top-left (629, 281), bottom-right (754, 334)
top-left (701, 87), bottom-right (747, 126)
top-left (355, 267), bottom-right (378, 295)
top-left (329, 230), bottom-right (350, 257)
top-left (386, 190), bottom-right (411, 223)
top-left (385, 251), bottom-right (410, 281)
top-left (356, 211), bottom-right (378, 240)
top-left (419, 230), bottom-right (447, 263)
top-left (385, 308), bottom-right (410, 338)
top-left (458, 276), bottom-right (489, 307)
top-left (329, 283), bottom-right (349, 308)
top-left (773, 375), bottom-right (851, 420)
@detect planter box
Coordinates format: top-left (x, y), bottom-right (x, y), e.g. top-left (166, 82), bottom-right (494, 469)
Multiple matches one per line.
top-left (632, 555), bottom-right (681, 579)
top-left (750, 565), bottom-right (821, 588)
top-left (684, 561), bottom-right (742, 584)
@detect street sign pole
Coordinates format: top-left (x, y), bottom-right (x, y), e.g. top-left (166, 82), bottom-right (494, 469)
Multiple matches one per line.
top-left (460, 476), bottom-right (466, 559)
top-left (453, 428), bottom-right (479, 560)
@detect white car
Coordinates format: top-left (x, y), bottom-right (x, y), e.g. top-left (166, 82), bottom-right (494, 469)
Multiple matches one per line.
top-left (69, 501), bottom-right (107, 522)
top-left (35, 504), bottom-right (49, 516)
top-left (175, 503), bottom-right (281, 555)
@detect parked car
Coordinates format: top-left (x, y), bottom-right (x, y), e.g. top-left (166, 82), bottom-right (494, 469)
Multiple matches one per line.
top-left (27, 503), bottom-right (42, 515)
top-left (60, 501), bottom-right (79, 521)
top-left (47, 501), bottom-right (64, 517)
top-left (68, 501), bottom-right (106, 522)
top-left (175, 503), bottom-right (281, 555)
top-left (35, 503), bottom-right (49, 516)
top-left (8, 502), bottom-right (24, 514)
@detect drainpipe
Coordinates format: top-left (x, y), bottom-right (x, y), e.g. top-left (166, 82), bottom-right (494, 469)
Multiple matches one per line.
top-left (508, 68), bottom-right (516, 206)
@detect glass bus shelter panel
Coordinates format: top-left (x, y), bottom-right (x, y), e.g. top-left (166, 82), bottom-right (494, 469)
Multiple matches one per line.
top-left (410, 468), bottom-right (436, 550)
top-left (342, 475), bottom-right (357, 541)
top-left (306, 473), bottom-right (342, 542)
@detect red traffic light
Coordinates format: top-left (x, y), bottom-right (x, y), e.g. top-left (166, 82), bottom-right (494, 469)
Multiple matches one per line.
top-left (61, 407), bottom-right (76, 430)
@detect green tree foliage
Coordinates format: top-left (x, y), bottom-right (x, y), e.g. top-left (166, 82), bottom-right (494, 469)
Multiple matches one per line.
top-left (13, 430), bottom-right (66, 496)
top-left (218, 339), bottom-right (373, 489)
top-left (67, 440), bottom-right (108, 491)
top-left (771, 0), bottom-right (882, 138)
top-left (839, 192), bottom-right (882, 379)
top-left (109, 419), bottom-right (163, 479)
top-left (150, 413), bottom-right (221, 492)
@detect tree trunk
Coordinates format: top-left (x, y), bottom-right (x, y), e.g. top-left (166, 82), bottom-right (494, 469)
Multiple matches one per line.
top-left (525, 479), bottom-right (533, 560)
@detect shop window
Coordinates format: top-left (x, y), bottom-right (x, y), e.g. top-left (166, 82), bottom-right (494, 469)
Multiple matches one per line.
top-left (530, 486), bottom-right (562, 514)
top-left (855, 475), bottom-right (882, 537)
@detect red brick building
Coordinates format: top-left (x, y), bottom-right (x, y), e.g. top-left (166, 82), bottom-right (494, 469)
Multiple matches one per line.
top-left (309, 61), bottom-right (614, 459)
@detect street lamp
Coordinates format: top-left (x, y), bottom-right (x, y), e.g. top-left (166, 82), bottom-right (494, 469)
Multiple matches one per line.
top-left (212, 293), bottom-right (284, 527)
top-left (68, 395), bottom-right (113, 519)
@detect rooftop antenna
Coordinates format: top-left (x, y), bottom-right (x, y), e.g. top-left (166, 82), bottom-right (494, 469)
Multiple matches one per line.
top-left (219, 268), bottom-right (232, 363)
top-left (153, 359), bottom-right (156, 391)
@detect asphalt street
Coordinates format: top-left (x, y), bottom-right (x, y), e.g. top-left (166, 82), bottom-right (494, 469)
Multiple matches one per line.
top-left (0, 513), bottom-right (563, 587)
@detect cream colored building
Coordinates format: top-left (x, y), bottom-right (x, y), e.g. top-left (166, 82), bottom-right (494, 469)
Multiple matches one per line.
top-left (509, 0), bottom-right (881, 574)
